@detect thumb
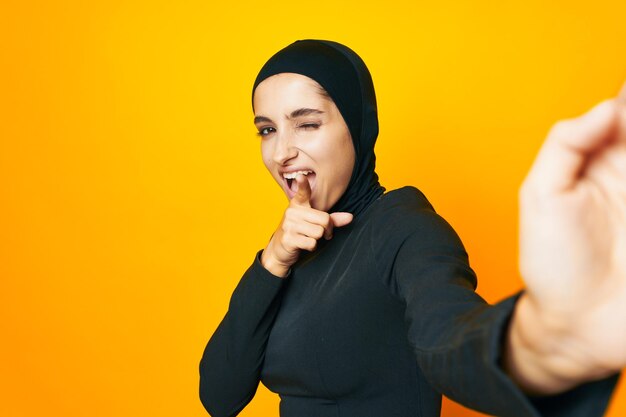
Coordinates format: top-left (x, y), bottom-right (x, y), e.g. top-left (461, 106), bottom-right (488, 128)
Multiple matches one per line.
top-left (330, 212), bottom-right (353, 228)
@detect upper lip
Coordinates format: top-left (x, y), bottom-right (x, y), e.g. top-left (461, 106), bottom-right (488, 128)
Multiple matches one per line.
top-left (278, 167), bottom-right (315, 176)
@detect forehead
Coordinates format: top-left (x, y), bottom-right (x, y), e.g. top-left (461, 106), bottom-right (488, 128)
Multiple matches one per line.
top-left (253, 73), bottom-right (327, 114)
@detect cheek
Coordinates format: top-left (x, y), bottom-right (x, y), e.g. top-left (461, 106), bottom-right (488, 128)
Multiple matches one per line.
top-left (317, 133), bottom-right (355, 190)
top-left (260, 142), bottom-right (272, 168)
top-left (261, 149), bottom-right (288, 191)
top-left (338, 155), bottom-right (355, 189)
top-left (260, 144), bottom-right (278, 182)
top-left (336, 135), bottom-right (356, 182)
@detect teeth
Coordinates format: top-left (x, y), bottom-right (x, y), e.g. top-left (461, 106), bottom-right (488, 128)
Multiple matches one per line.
top-left (283, 170), bottom-right (313, 179)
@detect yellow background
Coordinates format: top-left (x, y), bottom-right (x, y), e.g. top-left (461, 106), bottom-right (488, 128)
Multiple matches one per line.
top-left (1, 1), bottom-right (625, 416)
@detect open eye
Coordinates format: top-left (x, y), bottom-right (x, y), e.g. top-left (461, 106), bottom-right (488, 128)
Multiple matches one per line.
top-left (257, 126), bottom-right (276, 137)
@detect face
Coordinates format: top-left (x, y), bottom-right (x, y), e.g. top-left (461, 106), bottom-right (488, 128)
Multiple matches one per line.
top-left (253, 73), bottom-right (356, 212)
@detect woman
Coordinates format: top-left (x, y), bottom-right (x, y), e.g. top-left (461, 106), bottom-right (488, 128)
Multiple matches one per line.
top-left (200, 39), bottom-right (625, 417)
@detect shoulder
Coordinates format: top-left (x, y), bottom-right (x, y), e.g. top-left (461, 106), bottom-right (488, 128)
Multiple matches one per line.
top-left (377, 186), bottom-right (434, 213)
top-left (369, 186), bottom-right (466, 251)
top-left (366, 186), bottom-right (472, 291)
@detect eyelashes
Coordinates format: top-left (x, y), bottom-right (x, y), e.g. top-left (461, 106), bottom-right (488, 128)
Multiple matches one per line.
top-left (256, 126), bottom-right (276, 137)
top-left (299, 123), bottom-right (321, 131)
top-left (256, 123), bottom-right (321, 137)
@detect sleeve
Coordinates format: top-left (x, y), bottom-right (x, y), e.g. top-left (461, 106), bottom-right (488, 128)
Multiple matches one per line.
top-left (390, 209), bottom-right (619, 417)
top-left (199, 250), bottom-right (287, 417)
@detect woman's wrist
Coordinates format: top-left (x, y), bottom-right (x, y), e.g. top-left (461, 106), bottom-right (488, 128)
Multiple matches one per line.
top-left (503, 294), bottom-right (615, 395)
top-left (260, 247), bottom-right (290, 278)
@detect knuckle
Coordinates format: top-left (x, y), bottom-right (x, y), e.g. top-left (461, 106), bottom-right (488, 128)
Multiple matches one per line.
top-left (298, 237), bottom-right (315, 251)
top-left (280, 234), bottom-right (293, 248)
top-left (314, 225), bottom-right (324, 239)
top-left (548, 120), bottom-right (573, 138)
top-left (286, 246), bottom-right (299, 257)
top-left (284, 207), bottom-right (296, 218)
top-left (320, 212), bottom-right (332, 227)
top-left (281, 221), bottom-right (293, 233)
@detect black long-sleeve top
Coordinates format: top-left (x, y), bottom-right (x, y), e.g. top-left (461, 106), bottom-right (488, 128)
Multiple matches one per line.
top-left (200, 186), bottom-right (618, 417)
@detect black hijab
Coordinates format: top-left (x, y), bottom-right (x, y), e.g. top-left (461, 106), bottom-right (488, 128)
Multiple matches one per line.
top-left (252, 39), bottom-right (385, 218)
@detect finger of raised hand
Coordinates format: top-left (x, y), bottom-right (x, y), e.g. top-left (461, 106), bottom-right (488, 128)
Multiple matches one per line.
top-left (292, 173), bottom-right (312, 207)
top-left (323, 212), bottom-right (354, 240)
top-left (285, 206), bottom-right (332, 236)
top-left (292, 234), bottom-right (317, 252)
top-left (524, 99), bottom-right (619, 195)
top-left (285, 205), bottom-right (330, 224)
top-left (330, 212), bottom-right (353, 228)
top-left (289, 221), bottom-right (325, 241)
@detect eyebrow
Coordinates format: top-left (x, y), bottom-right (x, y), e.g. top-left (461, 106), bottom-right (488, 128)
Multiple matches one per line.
top-left (289, 108), bottom-right (324, 119)
top-left (254, 108), bottom-right (325, 125)
top-left (253, 115), bottom-right (273, 124)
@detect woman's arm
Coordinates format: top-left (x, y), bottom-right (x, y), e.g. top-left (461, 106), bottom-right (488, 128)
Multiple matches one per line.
top-left (199, 176), bottom-right (352, 416)
top-left (504, 84), bottom-right (626, 395)
top-left (389, 211), bottom-right (618, 417)
top-left (199, 251), bottom-right (286, 417)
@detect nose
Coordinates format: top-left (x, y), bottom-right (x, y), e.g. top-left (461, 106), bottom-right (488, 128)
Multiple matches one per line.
top-left (272, 130), bottom-right (298, 165)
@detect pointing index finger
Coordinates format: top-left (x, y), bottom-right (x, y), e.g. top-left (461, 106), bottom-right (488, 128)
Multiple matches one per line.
top-left (292, 173), bottom-right (311, 207)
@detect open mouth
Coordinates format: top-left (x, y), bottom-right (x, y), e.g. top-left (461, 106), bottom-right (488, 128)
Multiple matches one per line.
top-left (283, 170), bottom-right (316, 197)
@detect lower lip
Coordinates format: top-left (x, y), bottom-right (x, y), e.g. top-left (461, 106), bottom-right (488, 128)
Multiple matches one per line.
top-left (284, 173), bottom-right (316, 200)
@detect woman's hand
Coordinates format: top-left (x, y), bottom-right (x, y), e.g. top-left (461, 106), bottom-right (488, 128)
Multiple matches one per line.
top-left (261, 174), bottom-right (353, 277)
top-left (505, 83), bottom-right (626, 394)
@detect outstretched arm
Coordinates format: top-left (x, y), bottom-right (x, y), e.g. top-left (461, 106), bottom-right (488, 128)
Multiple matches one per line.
top-left (504, 83), bottom-right (626, 395)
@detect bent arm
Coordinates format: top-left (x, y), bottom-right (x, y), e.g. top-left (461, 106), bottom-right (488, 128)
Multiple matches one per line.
top-left (199, 251), bottom-right (286, 417)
